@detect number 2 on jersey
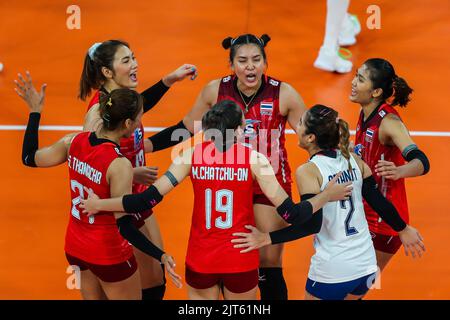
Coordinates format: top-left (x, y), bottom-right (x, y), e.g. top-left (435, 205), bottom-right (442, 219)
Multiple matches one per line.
top-left (340, 196), bottom-right (358, 236)
top-left (71, 180), bottom-right (95, 224)
top-left (205, 189), bottom-right (233, 230)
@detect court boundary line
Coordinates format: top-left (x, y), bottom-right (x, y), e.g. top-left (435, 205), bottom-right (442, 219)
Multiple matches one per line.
top-left (1, 125), bottom-right (450, 137)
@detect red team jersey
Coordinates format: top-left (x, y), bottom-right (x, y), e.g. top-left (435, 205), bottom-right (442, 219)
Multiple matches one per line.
top-left (65, 132), bottom-right (133, 265)
top-left (186, 141), bottom-right (259, 273)
top-left (217, 75), bottom-right (292, 196)
top-left (355, 103), bottom-right (409, 236)
top-left (88, 91), bottom-right (151, 222)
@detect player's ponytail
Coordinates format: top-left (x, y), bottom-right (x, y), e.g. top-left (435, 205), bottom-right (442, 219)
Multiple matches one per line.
top-left (78, 39), bottom-right (130, 101)
top-left (338, 118), bottom-right (352, 170)
top-left (392, 75), bottom-right (413, 107)
top-left (364, 58), bottom-right (413, 108)
top-left (222, 33), bottom-right (271, 62)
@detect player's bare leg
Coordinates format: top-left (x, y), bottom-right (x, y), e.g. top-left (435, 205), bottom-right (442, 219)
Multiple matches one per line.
top-left (99, 269), bottom-right (141, 300)
top-left (223, 286), bottom-right (258, 300)
top-left (304, 291), bottom-right (321, 300)
top-left (376, 250), bottom-right (396, 272)
top-left (188, 285), bottom-right (221, 300)
top-left (79, 269), bottom-right (107, 300)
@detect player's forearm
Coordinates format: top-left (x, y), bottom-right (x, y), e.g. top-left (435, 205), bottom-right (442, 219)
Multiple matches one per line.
top-left (92, 197), bottom-right (125, 212)
top-left (398, 159), bottom-right (425, 178)
top-left (307, 189), bottom-right (332, 213)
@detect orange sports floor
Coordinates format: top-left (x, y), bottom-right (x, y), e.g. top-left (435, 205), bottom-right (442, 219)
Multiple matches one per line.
top-left (0, 0), bottom-right (449, 299)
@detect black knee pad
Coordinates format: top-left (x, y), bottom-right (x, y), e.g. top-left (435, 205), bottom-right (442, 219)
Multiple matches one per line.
top-left (258, 267), bottom-right (288, 300)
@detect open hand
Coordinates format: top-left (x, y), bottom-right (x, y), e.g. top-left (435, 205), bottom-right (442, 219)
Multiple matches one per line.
top-left (375, 160), bottom-right (402, 180)
top-left (325, 172), bottom-right (353, 201)
top-left (399, 225), bottom-right (426, 258)
top-left (14, 71), bottom-right (47, 113)
top-left (231, 225), bottom-right (271, 253)
top-left (161, 254), bottom-right (183, 288)
top-left (79, 187), bottom-right (101, 216)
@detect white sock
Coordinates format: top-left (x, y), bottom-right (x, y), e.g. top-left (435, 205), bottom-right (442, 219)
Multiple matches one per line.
top-left (323, 0), bottom-right (350, 52)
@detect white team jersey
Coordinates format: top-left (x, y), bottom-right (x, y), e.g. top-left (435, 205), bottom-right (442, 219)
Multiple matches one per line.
top-left (308, 151), bottom-right (377, 283)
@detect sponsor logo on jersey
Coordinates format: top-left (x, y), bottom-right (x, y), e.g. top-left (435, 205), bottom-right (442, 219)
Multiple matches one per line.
top-left (133, 128), bottom-right (143, 150)
top-left (354, 143), bottom-right (364, 157)
top-left (260, 101), bottom-right (273, 116)
top-left (244, 119), bottom-right (261, 140)
top-left (365, 128), bottom-right (374, 143)
top-left (378, 110), bottom-right (387, 118)
top-left (223, 75), bottom-right (231, 83)
top-left (268, 79), bottom-right (279, 86)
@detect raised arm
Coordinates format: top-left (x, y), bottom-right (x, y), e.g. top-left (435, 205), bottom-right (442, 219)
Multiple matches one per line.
top-left (279, 82), bottom-right (307, 133)
top-left (141, 63), bottom-right (198, 113)
top-left (16, 71), bottom-right (76, 167)
top-left (376, 115), bottom-right (430, 180)
top-left (144, 79), bottom-right (219, 153)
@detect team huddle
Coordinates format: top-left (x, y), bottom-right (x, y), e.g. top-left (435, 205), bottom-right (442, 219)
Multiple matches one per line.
top-left (16, 34), bottom-right (429, 300)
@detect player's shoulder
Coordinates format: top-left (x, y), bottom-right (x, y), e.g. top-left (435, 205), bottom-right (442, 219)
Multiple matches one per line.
top-left (295, 162), bottom-right (319, 179)
top-left (63, 132), bottom-right (84, 147)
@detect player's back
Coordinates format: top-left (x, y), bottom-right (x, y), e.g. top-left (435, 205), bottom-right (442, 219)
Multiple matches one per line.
top-left (308, 150), bottom-right (377, 283)
top-left (186, 141), bottom-right (258, 274)
top-left (65, 132), bottom-right (133, 265)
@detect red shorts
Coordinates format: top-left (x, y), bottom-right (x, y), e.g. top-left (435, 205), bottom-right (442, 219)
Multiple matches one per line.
top-left (65, 253), bottom-right (138, 283)
top-left (253, 183), bottom-right (292, 206)
top-left (370, 231), bottom-right (402, 254)
top-left (185, 267), bottom-right (258, 294)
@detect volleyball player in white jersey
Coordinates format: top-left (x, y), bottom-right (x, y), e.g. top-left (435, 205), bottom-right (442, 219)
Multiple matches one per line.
top-left (232, 104), bottom-right (425, 300)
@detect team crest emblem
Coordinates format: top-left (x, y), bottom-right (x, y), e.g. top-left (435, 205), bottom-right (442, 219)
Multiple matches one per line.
top-left (244, 119), bottom-right (261, 140)
top-left (354, 144), bottom-right (364, 157)
top-left (134, 128), bottom-right (143, 150)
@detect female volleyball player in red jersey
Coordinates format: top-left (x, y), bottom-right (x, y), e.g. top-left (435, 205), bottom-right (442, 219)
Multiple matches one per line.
top-left (145, 34), bottom-right (306, 300)
top-left (79, 39), bottom-right (197, 299)
top-left (350, 58), bottom-right (430, 273)
top-left (80, 100), bottom-right (351, 300)
top-left (17, 75), bottom-right (181, 299)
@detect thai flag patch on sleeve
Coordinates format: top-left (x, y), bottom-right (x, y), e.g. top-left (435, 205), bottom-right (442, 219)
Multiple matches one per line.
top-left (260, 101), bottom-right (273, 116)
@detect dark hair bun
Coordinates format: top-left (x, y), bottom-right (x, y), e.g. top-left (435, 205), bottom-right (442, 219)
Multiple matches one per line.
top-left (260, 34), bottom-right (271, 47)
top-left (222, 37), bottom-right (233, 49)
